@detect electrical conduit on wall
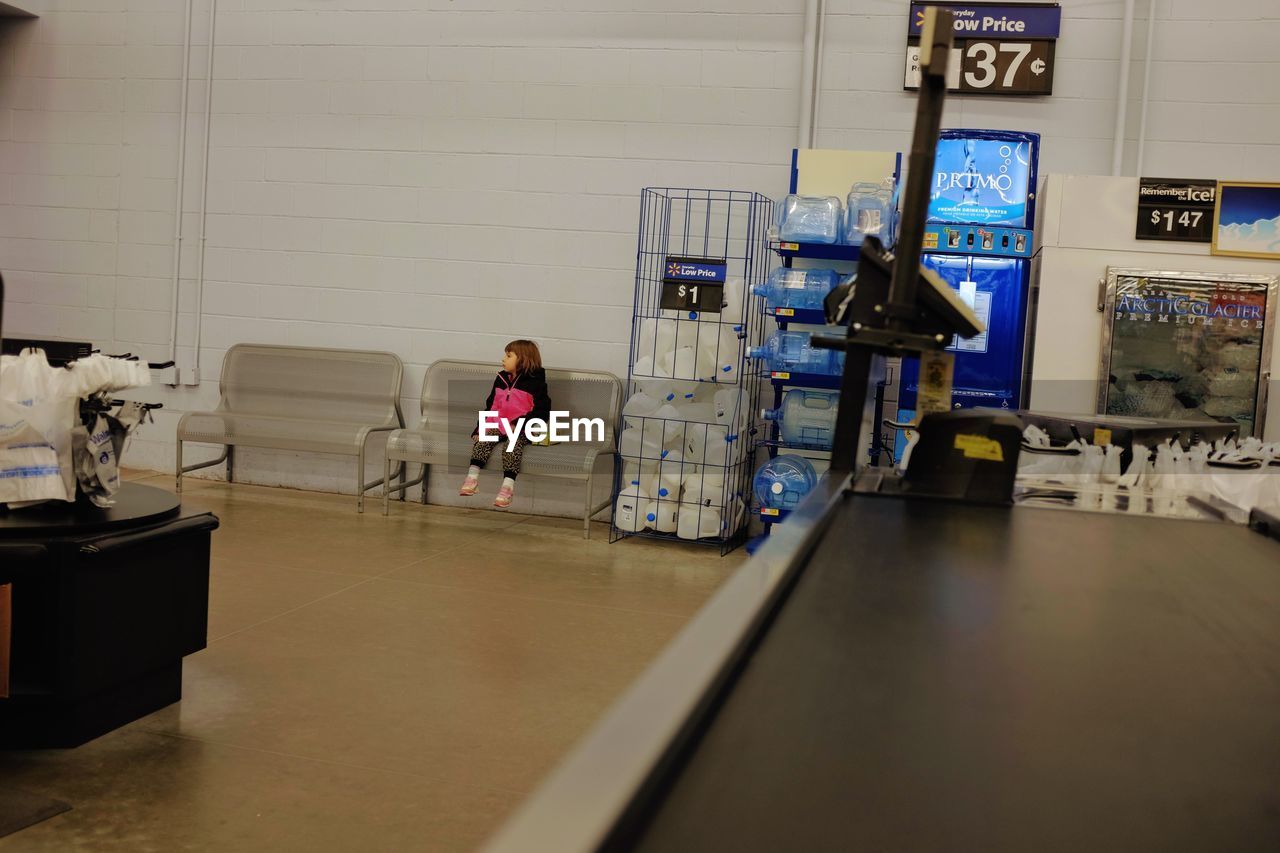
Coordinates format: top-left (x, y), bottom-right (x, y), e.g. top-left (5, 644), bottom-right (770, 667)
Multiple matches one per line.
top-left (190, 0), bottom-right (219, 386)
top-left (167, 0), bottom-right (196, 385)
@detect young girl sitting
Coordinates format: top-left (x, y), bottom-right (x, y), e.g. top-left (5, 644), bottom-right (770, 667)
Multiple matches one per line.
top-left (461, 339), bottom-right (551, 508)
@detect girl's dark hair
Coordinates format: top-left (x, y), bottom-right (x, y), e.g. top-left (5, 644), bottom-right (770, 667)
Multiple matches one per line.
top-left (505, 339), bottom-right (542, 372)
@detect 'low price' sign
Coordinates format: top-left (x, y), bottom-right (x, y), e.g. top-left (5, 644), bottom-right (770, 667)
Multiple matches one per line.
top-left (904, 2), bottom-right (1061, 96)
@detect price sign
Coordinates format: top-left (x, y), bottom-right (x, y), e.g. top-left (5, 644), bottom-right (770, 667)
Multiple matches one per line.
top-left (661, 281), bottom-right (723, 313)
top-left (904, 2), bottom-right (1061, 96)
top-left (1136, 178), bottom-right (1215, 243)
top-left (662, 255), bottom-right (726, 314)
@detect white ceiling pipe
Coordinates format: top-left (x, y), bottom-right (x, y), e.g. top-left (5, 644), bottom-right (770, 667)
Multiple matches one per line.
top-left (167, 0), bottom-right (195, 384)
top-left (1111, 0), bottom-right (1136, 175)
top-left (1135, 0), bottom-right (1158, 177)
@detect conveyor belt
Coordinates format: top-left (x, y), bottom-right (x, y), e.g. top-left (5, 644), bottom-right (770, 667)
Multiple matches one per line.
top-left (627, 494), bottom-right (1280, 852)
top-left (484, 481), bottom-right (1280, 852)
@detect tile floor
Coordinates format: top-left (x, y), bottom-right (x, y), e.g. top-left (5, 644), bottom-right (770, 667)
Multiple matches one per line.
top-left (0, 471), bottom-right (742, 851)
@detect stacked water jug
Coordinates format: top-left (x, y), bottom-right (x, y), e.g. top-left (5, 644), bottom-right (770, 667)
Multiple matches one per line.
top-left (614, 380), bottom-right (754, 540)
top-left (771, 177), bottom-right (898, 247)
top-left (617, 276), bottom-right (758, 542)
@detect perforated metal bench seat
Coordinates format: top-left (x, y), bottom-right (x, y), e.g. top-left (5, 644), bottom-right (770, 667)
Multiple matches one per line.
top-left (382, 359), bottom-right (622, 537)
top-left (176, 344), bottom-right (405, 511)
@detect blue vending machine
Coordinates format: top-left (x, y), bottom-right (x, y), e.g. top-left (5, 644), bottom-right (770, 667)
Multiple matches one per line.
top-left (899, 129), bottom-right (1040, 430)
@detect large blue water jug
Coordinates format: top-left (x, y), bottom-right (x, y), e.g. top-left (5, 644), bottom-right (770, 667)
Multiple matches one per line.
top-left (778, 194), bottom-right (842, 244)
top-left (753, 454), bottom-right (818, 510)
top-left (747, 331), bottom-right (845, 376)
top-left (844, 179), bottom-right (894, 246)
top-left (763, 389), bottom-right (839, 448)
top-left (751, 268), bottom-right (840, 312)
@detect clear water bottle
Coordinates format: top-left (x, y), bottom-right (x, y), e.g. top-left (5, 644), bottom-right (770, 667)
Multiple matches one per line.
top-left (747, 331), bottom-right (845, 376)
top-left (763, 389), bottom-right (839, 449)
top-left (778, 194), bottom-right (842, 244)
top-left (845, 178), bottom-right (894, 246)
top-left (753, 455), bottom-right (818, 511)
top-left (751, 268), bottom-right (840, 312)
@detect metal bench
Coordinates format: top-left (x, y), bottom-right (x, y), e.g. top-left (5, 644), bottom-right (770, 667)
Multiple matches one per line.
top-left (176, 344), bottom-right (405, 512)
top-left (382, 359), bottom-right (622, 538)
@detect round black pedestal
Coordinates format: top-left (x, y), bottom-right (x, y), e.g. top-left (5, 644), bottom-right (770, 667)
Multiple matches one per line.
top-left (0, 483), bottom-right (181, 538)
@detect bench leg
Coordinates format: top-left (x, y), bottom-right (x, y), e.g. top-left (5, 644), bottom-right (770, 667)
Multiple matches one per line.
top-left (226, 446), bottom-right (235, 484)
top-left (382, 456), bottom-right (392, 516)
top-left (420, 464), bottom-right (430, 504)
top-left (357, 444), bottom-right (367, 513)
top-left (175, 439), bottom-right (183, 494)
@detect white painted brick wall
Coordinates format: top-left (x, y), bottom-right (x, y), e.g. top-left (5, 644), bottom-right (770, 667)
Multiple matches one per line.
top-left (2, 0), bottom-right (1278, 517)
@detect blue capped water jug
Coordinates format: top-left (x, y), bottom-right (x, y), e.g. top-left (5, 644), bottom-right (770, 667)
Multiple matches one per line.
top-left (778, 194), bottom-right (842, 244)
top-left (763, 389), bottom-right (839, 449)
top-left (751, 268), bottom-right (841, 312)
top-left (753, 454), bottom-right (818, 510)
top-left (747, 331), bottom-right (845, 376)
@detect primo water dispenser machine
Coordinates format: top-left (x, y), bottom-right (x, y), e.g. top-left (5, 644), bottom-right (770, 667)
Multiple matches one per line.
top-left (899, 129), bottom-right (1041, 426)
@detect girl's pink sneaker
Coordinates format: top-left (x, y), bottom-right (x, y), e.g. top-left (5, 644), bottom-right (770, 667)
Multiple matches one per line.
top-left (459, 475), bottom-right (479, 496)
top-left (493, 485), bottom-right (514, 508)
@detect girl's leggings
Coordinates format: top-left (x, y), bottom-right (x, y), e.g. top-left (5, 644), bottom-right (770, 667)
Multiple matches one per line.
top-left (470, 435), bottom-right (529, 479)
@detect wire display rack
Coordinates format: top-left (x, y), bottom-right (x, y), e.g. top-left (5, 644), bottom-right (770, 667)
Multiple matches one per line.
top-left (611, 188), bottom-right (772, 555)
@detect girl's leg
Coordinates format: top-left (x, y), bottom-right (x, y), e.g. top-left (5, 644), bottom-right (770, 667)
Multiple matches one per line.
top-left (493, 437), bottom-right (528, 508)
top-left (461, 438), bottom-right (495, 496)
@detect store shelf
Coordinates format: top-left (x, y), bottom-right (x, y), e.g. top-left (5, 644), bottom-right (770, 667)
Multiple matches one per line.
top-left (770, 240), bottom-right (861, 263)
top-left (767, 371), bottom-right (842, 390)
top-left (756, 438), bottom-right (834, 453)
top-left (764, 306), bottom-right (828, 325)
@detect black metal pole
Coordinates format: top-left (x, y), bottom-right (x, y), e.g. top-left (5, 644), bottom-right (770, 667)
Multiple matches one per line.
top-left (828, 347), bottom-right (874, 472)
top-left (886, 8), bottom-right (953, 325)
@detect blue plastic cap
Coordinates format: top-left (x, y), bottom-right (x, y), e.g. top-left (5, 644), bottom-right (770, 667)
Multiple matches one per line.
top-left (666, 393), bottom-right (675, 401)
top-left (721, 365), bottom-right (732, 372)
top-left (660, 449), bottom-right (669, 459)
top-left (688, 311), bottom-right (698, 320)
top-left (659, 488), bottom-right (669, 497)
top-left (646, 513), bottom-right (656, 522)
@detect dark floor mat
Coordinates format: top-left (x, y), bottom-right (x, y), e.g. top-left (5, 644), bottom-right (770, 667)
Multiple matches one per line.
top-left (0, 787), bottom-right (71, 839)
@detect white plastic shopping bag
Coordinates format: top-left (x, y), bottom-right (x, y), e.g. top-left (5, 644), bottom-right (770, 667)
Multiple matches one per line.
top-left (0, 351), bottom-right (79, 505)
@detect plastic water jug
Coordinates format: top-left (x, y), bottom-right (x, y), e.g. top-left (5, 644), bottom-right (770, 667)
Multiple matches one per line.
top-left (753, 454), bottom-right (818, 510)
top-left (748, 331), bottom-right (845, 376)
top-left (763, 389), bottom-right (839, 449)
top-left (659, 346), bottom-right (698, 380)
top-left (635, 318), bottom-right (677, 367)
top-left (618, 420), bottom-right (667, 460)
top-left (719, 277), bottom-right (746, 325)
top-left (845, 179), bottom-right (893, 246)
top-left (713, 387), bottom-right (749, 431)
top-left (614, 480), bottom-right (649, 533)
top-left (752, 268), bottom-right (840, 312)
top-left (650, 400), bottom-right (686, 448)
top-left (682, 469), bottom-right (726, 507)
top-left (695, 324), bottom-right (743, 382)
top-left (677, 503), bottom-right (722, 540)
top-left (621, 389), bottom-right (663, 418)
top-left (644, 500), bottom-right (679, 534)
top-left (676, 392), bottom-right (716, 424)
top-left (654, 448), bottom-right (686, 499)
top-left (684, 424), bottom-right (734, 468)
top-left (778, 194), bottom-right (842, 244)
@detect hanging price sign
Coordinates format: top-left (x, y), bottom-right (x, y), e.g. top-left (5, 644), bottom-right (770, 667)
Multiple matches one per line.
top-left (904, 2), bottom-right (1061, 96)
top-left (1135, 177), bottom-right (1216, 243)
top-left (661, 256), bottom-right (726, 313)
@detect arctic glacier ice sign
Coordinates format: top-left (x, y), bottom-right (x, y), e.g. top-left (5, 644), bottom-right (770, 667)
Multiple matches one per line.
top-left (928, 131), bottom-right (1039, 228)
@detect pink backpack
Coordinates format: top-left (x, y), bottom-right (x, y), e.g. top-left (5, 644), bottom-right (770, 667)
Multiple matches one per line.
top-left (487, 373), bottom-right (534, 435)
